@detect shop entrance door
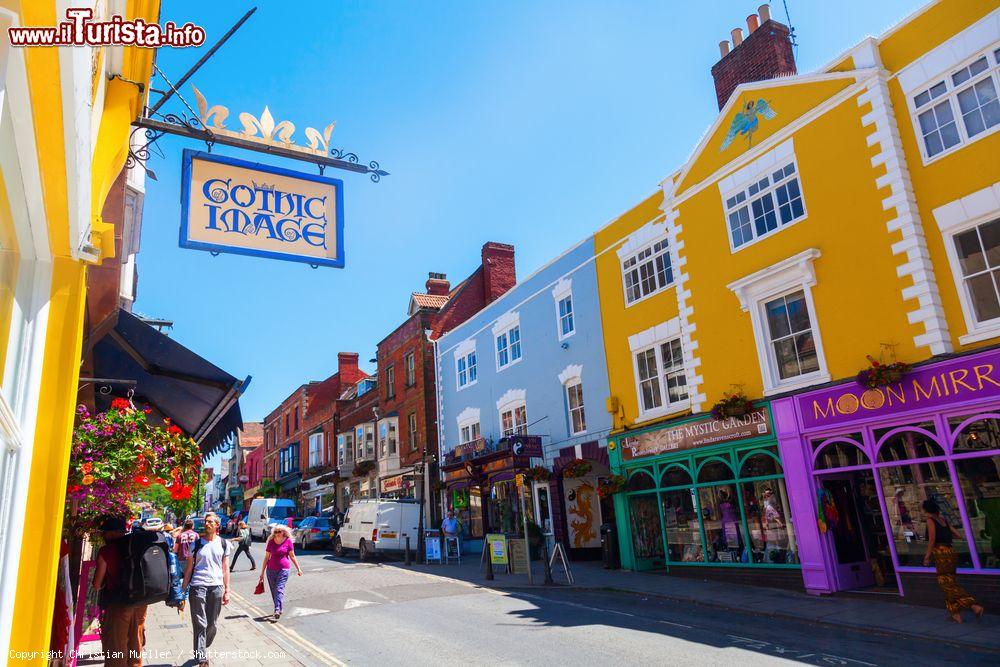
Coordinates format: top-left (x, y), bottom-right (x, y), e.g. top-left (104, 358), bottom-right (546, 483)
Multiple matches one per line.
top-left (819, 473), bottom-right (895, 592)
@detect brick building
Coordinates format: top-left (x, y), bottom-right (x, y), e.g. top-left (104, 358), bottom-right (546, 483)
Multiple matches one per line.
top-left (242, 444), bottom-right (265, 504)
top-left (334, 376), bottom-right (380, 506)
top-left (262, 352), bottom-right (366, 504)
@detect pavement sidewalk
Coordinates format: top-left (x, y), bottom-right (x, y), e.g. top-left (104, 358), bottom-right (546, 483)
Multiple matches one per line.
top-left (75, 595), bottom-right (322, 667)
top-left (403, 556), bottom-right (1000, 653)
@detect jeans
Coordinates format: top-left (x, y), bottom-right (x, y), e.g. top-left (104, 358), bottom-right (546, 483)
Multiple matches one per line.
top-left (231, 541), bottom-right (256, 570)
top-left (265, 568), bottom-right (289, 614)
top-left (189, 585), bottom-right (223, 661)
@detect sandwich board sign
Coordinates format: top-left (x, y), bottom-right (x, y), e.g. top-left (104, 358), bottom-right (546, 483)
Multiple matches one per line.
top-left (180, 149), bottom-right (345, 267)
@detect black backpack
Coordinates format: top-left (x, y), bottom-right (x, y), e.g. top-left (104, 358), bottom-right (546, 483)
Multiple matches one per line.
top-left (118, 531), bottom-right (171, 606)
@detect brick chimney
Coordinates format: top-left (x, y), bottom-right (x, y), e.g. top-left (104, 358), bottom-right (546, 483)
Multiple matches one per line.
top-left (337, 352), bottom-right (362, 383)
top-left (425, 272), bottom-right (450, 296)
top-left (711, 4), bottom-right (796, 110)
top-left (481, 242), bottom-right (516, 304)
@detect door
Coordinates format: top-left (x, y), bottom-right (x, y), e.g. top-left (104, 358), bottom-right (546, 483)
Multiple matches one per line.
top-left (821, 476), bottom-right (875, 590)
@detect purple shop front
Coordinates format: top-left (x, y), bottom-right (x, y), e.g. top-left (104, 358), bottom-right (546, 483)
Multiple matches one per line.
top-left (772, 347), bottom-right (1000, 598)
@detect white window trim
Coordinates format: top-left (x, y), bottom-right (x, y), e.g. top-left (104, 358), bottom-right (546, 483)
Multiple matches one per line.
top-left (308, 432), bottom-right (324, 468)
top-left (492, 311), bottom-right (522, 372)
top-left (558, 364), bottom-right (588, 436)
top-left (933, 181), bottom-right (1000, 344)
top-left (628, 317), bottom-right (691, 421)
top-left (456, 406), bottom-right (481, 445)
top-left (552, 278), bottom-right (575, 341)
top-left (496, 388), bottom-right (528, 437)
top-left (717, 139), bottom-right (807, 253)
top-left (617, 221), bottom-right (674, 308)
top-left (903, 43), bottom-right (1000, 165)
top-left (896, 10), bottom-right (1000, 165)
top-left (727, 248), bottom-right (831, 395)
top-left (565, 380), bottom-right (587, 436)
top-left (453, 339), bottom-right (478, 391)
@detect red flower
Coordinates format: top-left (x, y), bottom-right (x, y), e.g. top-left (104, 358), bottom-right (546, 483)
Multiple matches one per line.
top-left (155, 477), bottom-right (167, 486)
top-left (134, 475), bottom-right (151, 488)
top-left (167, 425), bottom-right (183, 436)
top-left (111, 398), bottom-right (131, 411)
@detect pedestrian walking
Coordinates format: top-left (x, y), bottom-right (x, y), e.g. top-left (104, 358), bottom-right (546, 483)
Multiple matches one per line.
top-left (258, 524), bottom-right (301, 620)
top-left (922, 499), bottom-right (985, 623)
top-left (173, 519), bottom-right (198, 611)
top-left (92, 516), bottom-right (147, 667)
top-left (182, 512), bottom-right (231, 666)
top-left (229, 521), bottom-right (256, 571)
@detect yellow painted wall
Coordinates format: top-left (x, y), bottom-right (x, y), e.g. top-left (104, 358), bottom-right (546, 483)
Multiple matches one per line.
top-left (882, 0), bottom-right (1000, 353)
top-left (7, 1), bottom-right (159, 660)
top-left (594, 191), bottom-right (681, 430)
top-left (680, 92), bottom-right (922, 406)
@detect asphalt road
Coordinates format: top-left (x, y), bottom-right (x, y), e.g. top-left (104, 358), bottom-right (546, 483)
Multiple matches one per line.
top-left (226, 541), bottom-right (995, 666)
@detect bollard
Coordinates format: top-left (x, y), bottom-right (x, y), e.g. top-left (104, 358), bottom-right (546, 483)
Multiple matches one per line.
top-left (404, 535), bottom-right (411, 566)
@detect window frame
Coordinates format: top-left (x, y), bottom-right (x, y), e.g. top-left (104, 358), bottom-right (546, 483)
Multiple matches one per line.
top-left (408, 412), bottom-right (418, 452)
top-left (721, 157), bottom-right (807, 252)
top-left (457, 407), bottom-right (482, 446)
top-left (385, 365), bottom-right (395, 400)
top-left (404, 351), bottom-right (416, 387)
top-left (495, 324), bottom-right (522, 371)
top-left (566, 379), bottom-right (587, 436)
top-left (455, 341), bottom-right (478, 391)
top-left (308, 432), bottom-right (323, 468)
top-left (552, 278), bottom-right (576, 341)
top-left (728, 248), bottom-right (830, 395)
top-left (632, 336), bottom-right (690, 420)
top-left (937, 202), bottom-right (1000, 345)
top-left (906, 45), bottom-right (1000, 165)
top-left (620, 238), bottom-right (675, 307)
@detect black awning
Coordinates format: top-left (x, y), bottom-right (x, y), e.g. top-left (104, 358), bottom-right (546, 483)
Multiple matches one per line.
top-left (91, 309), bottom-right (251, 457)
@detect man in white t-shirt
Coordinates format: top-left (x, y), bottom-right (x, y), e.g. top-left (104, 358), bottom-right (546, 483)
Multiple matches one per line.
top-left (182, 512), bottom-right (230, 666)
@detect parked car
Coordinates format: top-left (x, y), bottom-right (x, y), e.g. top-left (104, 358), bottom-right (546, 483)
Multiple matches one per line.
top-left (334, 499), bottom-right (420, 560)
top-left (141, 517), bottom-right (163, 531)
top-left (294, 517), bottom-right (333, 550)
top-left (247, 498), bottom-right (298, 540)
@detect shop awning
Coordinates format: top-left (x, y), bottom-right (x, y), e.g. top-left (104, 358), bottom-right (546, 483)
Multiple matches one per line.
top-left (89, 309), bottom-right (250, 457)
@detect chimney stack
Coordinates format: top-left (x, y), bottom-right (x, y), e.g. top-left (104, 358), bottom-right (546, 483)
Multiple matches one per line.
top-left (710, 3), bottom-right (796, 111)
top-left (425, 272), bottom-right (450, 296)
top-left (481, 242), bottom-right (516, 305)
top-left (337, 352), bottom-right (361, 383)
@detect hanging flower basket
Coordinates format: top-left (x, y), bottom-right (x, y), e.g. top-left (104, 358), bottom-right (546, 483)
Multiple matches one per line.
top-left (562, 458), bottom-right (593, 478)
top-left (352, 460), bottom-right (377, 477)
top-left (856, 355), bottom-right (911, 389)
top-left (524, 465), bottom-right (551, 482)
top-left (597, 474), bottom-right (626, 498)
top-left (67, 400), bottom-right (202, 534)
top-left (710, 391), bottom-right (754, 420)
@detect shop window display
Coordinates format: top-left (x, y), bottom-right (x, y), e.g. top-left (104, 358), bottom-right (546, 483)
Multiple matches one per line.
top-left (813, 439), bottom-right (870, 470)
top-left (660, 487), bottom-right (702, 562)
top-left (954, 455), bottom-right (1000, 569)
top-left (741, 478), bottom-right (796, 564)
top-left (876, 428), bottom-right (945, 462)
top-left (660, 465), bottom-right (692, 488)
top-left (950, 415), bottom-right (1000, 452)
top-left (626, 470), bottom-right (656, 491)
top-left (878, 462), bottom-right (973, 568)
top-left (699, 484), bottom-right (743, 563)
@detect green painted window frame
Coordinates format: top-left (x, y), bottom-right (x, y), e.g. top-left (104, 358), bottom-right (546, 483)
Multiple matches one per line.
top-left (621, 441), bottom-right (800, 569)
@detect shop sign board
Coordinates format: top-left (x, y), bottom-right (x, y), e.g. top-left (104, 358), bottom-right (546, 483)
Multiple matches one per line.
top-left (424, 530), bottom-right (442, 563)
top-left (798, 349), bottom-right (1000, 431)
top-left (180, 149), bottom-right (345, 268)
top-left (487, 533), bottom-right (508, 565)
top-left (507, 435), bottom-right (542, 458)
top-left (380, 473), bottom-right (409, 494)
top-left (508, 538), bottom-right (529, 574)
top-left (621, 407), bottom-right (771, 461)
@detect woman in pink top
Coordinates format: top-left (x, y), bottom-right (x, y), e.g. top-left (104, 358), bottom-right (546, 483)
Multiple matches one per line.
top-left (258, 524), bottom-right (302, 620)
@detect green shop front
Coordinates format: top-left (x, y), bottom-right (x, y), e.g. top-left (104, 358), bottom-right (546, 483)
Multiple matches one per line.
top-left (610, 405), bottom-right (802, 587)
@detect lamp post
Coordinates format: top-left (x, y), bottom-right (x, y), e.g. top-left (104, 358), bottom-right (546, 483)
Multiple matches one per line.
top-left (415, 450), bottom-right (427, 564)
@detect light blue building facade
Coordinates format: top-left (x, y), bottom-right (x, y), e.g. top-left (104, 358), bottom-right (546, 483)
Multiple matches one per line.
top-left (435, 236), bottom-right (612, 552)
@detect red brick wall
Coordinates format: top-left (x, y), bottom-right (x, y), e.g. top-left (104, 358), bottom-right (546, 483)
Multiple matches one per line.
top-left (377, 310), bottom-right (438, 465)
top-left (711, 19), bottom-right (796, 110)
top-left (482, 242), bottom-right (516, 304)
top-left (432, 242), bottom-right (517, 339)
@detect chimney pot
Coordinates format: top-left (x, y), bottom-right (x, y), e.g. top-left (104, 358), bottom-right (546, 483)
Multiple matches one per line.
top-left (731, 28), bottom-right (744, 47)
top-left (425, 272), bottom-right (451, 296)
top-left (758, 3), bottom-right (771, 22)
top-left (747, 14), bottom-right (759, 33)
top-left (719, 40), bottom-right (730, 57)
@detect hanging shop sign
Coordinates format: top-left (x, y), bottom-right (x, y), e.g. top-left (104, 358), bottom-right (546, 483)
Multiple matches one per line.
top-left (799, 348), bottom-right (1000, 430)
top-left (621, 407), bottom-right (771, 462)
top-left (180, 149), bottom-right (345, 268)
top-left (507, 435), bottom-right (542, 458)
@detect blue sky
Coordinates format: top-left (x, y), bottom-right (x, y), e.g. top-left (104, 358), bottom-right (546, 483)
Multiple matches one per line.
top-left (140, 0), bottom-right (922, 444)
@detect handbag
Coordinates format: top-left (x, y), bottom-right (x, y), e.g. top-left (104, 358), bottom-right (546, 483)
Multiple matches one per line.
top-left (254, 579), bottom-right (265, 595)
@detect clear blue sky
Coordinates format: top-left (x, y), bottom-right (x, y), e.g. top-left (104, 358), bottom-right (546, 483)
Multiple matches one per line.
top-left (139, 0), bottom-right (922, 441)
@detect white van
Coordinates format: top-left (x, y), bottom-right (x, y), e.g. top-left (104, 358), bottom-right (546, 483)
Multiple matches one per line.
top-left (334, 499), bottom-right (420, 559)
top-left (247, 498), bottom-right (297, 540)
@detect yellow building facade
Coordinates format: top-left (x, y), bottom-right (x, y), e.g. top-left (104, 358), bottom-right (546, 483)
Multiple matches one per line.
top-left (598, 0), bottom-right (1000, 599)
top-left (0, 1), bottom-right (158, 660)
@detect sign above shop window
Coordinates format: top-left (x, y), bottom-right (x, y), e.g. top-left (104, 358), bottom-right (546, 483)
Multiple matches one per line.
top-left (380, 473), bottom-right (411, 494)
top-left (798, 349), bottom-right (1000, 431)
top-left (180, 149), bottom-right (345, 268)
top-left (621, 407), bottom-right (771, 461)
